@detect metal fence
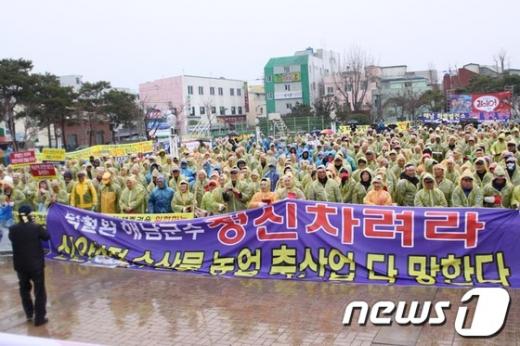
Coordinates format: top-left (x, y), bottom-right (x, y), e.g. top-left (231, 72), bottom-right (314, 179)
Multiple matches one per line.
top-left (258, 115), bottom-right (333, 137)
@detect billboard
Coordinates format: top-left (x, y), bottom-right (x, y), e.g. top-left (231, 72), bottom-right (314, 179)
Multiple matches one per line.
top-left (471, 91), bottom-right (512, 120)
top-left (449, 94), bottom-right (472, 114)
top-left (448, 92), bottom-right (512, 121)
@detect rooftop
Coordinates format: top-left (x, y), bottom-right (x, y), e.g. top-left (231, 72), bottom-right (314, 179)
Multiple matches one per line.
top-left (264, 55), bottom-right (309, 69)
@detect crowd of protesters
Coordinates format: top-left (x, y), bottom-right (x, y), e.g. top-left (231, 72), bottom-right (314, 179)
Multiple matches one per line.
top-left (1, 121), bottom-right (520, 218)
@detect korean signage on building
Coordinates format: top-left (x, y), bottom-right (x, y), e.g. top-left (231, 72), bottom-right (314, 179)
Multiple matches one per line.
top-left (273, 72), bottom-right (301, 83)
top-left (274, 91), bottom-right (303, 100)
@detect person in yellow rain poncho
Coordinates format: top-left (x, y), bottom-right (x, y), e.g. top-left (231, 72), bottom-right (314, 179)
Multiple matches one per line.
top-left (50, 180), bottom-right (69, 205)
top-left (0, 179), bottom-right (25, 211)
top-left (119, 175), bottom-right (146, 214)
top-left (199, 180), bottom-right (226, 216)
top-left (171, 180), bottom-right (196, 213)
top-left (305, 165), bottom-right (342, 203)
top-left (395, 164), bottom-right (420, 206)
top-left (490, 133), bottom-right (507, 161)
top-left (414, 173), bottom-right (448, 207)
top-left (99, 172), bottom-right (121, 214)
top-left (70, 171), bottom-right (98, 211)
top-left (482, 166), bottom-right (513, 208)
top-left (222, 167), bottom-right (251, 212)
top-left (451, 170), bottom-right (483, 207)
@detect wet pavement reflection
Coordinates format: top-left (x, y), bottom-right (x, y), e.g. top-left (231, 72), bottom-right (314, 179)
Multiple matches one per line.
top-left (0, 257), bottom-right (518, 345)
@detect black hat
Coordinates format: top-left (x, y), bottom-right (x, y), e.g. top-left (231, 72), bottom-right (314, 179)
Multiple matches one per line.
top-left (19, 205), bottom-right (33, 215)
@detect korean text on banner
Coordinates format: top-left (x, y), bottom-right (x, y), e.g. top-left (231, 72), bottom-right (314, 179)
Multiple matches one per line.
top-left (30, 163), bottom-right (57, 180)
top-left (46, 200), bottom-right (520, 287)
top-left (65, 141), bottom-right (154, 160)
top-left (42, 148), bottom-right (66, 162)
top-left (9, 151), bottom-right (36, 167)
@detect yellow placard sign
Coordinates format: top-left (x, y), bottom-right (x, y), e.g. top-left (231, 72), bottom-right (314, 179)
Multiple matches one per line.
top-left (42, 148), bottom-right (66, 162)
top-left (15, 211), bottom-right (193, 225)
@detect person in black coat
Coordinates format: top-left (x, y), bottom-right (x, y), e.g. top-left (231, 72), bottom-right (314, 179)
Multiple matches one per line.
top-left (8, 204), bottom-right (50, 326)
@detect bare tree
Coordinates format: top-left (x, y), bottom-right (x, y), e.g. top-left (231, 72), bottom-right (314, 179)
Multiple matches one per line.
top-left (331, 46), bottom-right (374, 113)
top-left (383, 89), bottom-right (425, 121)
top-left (494, 49), bottom-right (508, 74)
top-left (202, 98), bottom-right (216, 134)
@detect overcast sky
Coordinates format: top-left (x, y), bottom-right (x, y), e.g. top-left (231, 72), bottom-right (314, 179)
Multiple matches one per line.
top-left (3, 0), bottom-right (519, 90)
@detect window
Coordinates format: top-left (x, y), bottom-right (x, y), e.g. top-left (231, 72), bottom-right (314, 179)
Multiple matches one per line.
top-left (284, 84), bottom-right (291, 91)
top-left (218, 87), bottom-right (223, 95)
top-left (96, 131), bottom-right (104, 144)
top-left (188, 85), bottom-right (193, 95)
top-left (190, 107), bottom-right (195, 116)
top-left (200, 106), bottom-right (205, 115)
top-left (198, 86), bottom-right (204, 95)
top-left (327, 87), bottom-right (334, 94)
top-left (286, 103), bottom-right (292, 110)
top-left (259, 107), bottom-right (264, 114)
top-left (237, 88), bottom-right (241, 96)
top-left (266, 75), bottom-right (272, 82)
top-left (219, 106), bottom-right (226, 115)
top-left (211, 106), bottom-right (216, 114)
top-left (267, 92), bottom-right (273, 99)
top-left (404, 82), bottom-right (412, 88)
top-left (284, 66), bottom-right (290, 73)
top-left (67, 134), bottom-right (78, 149)
top-left (230, 88), bottom-right (235, 96)
top-left (210, 87), bottom-right (215, 95)
top-left (231, 106), bottom-right (236, 115)
top-left (238, 106), bottom-right (242, 114)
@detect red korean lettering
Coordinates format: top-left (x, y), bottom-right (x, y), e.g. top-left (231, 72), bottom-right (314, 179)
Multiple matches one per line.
top-left (286, 202), bottom-right (297, 229)
top-left (341, 207), bottom-right (361, 244)
top-left (306, 203), bottom-right (339, 237)
top-left (253, 205), bottom-right (283, 226)
top-left (363, 209), bottom-right (413, 247)
top-left (255, 205), bottom-right (297, 241)
top-left (424, 211), bottom-right (485, 248)
top-left (208, 212), bottom-right (248, 246)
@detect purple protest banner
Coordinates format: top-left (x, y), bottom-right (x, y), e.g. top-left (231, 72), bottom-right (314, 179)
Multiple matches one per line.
top-left (45, 200), bottom-right (520, 287)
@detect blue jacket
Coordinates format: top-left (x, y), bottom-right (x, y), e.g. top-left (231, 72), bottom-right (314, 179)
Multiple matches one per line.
top-left (264, 168), bottom-right (280, 192)
top-left (180, 165), bottom-right (195, 183)
top-left (202, 161), bottom-right (213, 177)
top-left (148, 186), bottom-right (174, 213)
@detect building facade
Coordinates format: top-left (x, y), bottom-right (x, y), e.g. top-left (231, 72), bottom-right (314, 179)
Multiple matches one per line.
top-left (139, 75), bottom-right (247, 135)
top-left (264, 48), bottom-right (339, 115)
top-left (245, 84), bottom-right (266, 126)
top-left (322, 65), bottom-right (380, 113)
top-left (373, 65), bottom-right (437, 120)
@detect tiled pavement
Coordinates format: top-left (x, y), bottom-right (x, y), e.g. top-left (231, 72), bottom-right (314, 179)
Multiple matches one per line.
top-left (0, 257), bottom-right (518, 346)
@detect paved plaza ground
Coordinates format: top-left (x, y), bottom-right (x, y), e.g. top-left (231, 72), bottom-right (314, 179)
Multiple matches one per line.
top-left (0, 257), bottom-right (518, 346)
